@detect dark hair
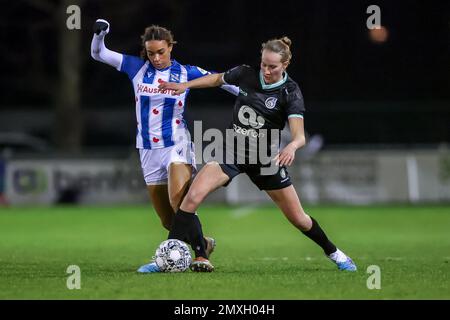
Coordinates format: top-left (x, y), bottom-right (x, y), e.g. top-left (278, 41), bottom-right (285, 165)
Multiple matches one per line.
top-left (140, 25), bottom-right (177, 60)
top-left (261, 36), bottom-right (292, 64)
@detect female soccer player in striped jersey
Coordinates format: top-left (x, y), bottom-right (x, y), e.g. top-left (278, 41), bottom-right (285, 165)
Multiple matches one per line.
top-left (160, 37), bottom-right (357, 272)
top-left (91, 19), bottom-right (238, 273)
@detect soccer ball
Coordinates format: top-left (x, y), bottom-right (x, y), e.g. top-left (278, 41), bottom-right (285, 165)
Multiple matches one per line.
top-left (154, 239), bottom-right (192, 272)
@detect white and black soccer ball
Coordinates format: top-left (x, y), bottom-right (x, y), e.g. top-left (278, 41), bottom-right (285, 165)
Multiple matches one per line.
top-left (154, 239), bottom-right (192, 272)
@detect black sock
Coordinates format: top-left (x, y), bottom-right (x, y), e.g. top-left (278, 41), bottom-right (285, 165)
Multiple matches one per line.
top-left (168, 209), bottom-right (207, 258)
top-left (167, 210), bottom-right (190, 243)
top-left (301, 217), bottom-right (337, 255)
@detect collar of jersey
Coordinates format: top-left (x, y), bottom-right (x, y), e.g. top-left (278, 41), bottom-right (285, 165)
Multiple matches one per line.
top-left (259, 71), bottom-right (288, 90)
top-left (153, 59), bottom-right (178, 72)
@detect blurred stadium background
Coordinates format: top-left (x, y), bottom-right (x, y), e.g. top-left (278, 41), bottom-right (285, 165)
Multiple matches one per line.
top-left (0, 0), bottom-right (449, 300)
top-left (1, 0), bottom-right (449, 206)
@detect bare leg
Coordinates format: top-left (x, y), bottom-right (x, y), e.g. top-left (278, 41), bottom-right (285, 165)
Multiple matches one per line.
top-left (266, 185), bottom-right (344, 260)
top-left (146, 184), bottom-right (174, 231)
top-left (168, 162), bottom-right (217, 257)
top-left (266, 185), bottom-right (312, 231)
top-left (179, 161), bottom-right (230, 213)
top-left (168, 162), bottom-right (192, 212)
top-left (169, 162), bottom-right (229, 264)
top-left (145, 163), bottom-right (193, 231)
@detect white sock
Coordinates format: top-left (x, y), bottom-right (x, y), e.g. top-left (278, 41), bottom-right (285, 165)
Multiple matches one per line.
top-left (328, 248), bottom-right (347, 263)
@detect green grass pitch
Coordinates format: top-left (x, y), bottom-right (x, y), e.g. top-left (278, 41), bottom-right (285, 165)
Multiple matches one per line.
top-left (0, 204), bottom-right (449, 299)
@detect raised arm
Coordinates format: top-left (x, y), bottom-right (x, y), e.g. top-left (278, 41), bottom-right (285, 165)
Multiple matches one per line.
top-left (90, 19), bottom-right (123, 70)
top-left (158, 73), bottom-right (225, 95)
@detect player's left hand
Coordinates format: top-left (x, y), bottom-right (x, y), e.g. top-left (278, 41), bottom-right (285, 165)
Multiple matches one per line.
top-left (93, 19), bottom-right (110, 36)
top-left (158, 81), bottom-right (187, 95)
top-left (274, 143), bottom-right (297, 166)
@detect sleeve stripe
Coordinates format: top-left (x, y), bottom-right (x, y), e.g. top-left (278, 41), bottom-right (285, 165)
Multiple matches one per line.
top-left (221, 73), bottom-right (229, 85)
top-left (288, 114), bottom-right (304, 119)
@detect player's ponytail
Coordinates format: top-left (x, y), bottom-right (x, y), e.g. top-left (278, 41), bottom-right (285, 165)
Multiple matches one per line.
top-left (261, 37), bottom-right (292, 65)
top-left (140, 25), bottom-right (177, 60)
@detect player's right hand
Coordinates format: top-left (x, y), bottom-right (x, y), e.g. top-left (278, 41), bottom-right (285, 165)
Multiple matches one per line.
top-left (93, 19), bottom-right (110, 36)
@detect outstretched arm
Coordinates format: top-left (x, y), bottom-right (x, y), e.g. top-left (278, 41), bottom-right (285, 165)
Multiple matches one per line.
top-left (90, 19), bottom-right (123, 70)
top-left (158, 73), bottom-right (225, 95)
top-left (274, 117), bottom-right (306, 166)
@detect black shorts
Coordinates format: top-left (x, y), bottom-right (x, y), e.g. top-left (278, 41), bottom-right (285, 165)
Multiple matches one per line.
top-left (219, 162), bottom-right (292, 191)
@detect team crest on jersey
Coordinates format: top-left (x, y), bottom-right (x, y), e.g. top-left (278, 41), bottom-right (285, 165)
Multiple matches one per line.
top-left (147, 71), bottom-right (154, 78)
top-left (170, 73), bottom-right (180, 82)
top-left (265, 97), bottom-right (278, 109)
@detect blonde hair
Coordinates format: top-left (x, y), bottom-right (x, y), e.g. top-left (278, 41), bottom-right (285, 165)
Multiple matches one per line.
top-left (261, 36), bottom-right (292, 64)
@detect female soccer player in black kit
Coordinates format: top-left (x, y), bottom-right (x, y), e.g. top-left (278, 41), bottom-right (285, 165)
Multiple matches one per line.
top-left (159, 37), bottom-right (357, 272)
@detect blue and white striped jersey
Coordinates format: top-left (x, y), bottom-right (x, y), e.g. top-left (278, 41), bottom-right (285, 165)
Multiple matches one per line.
top-left (120, 55), bottom-right (234, 149)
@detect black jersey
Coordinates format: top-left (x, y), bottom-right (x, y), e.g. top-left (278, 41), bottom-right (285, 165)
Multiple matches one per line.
top-left (222, 65), bottom-right (305, 165)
